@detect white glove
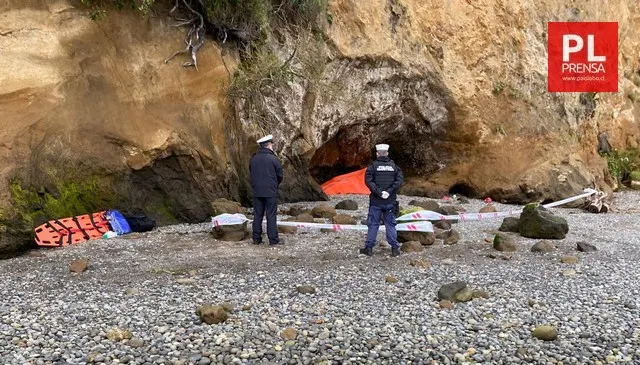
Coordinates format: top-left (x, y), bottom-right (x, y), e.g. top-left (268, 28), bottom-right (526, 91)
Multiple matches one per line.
top-left (381, 191), bottom-right (390, 199)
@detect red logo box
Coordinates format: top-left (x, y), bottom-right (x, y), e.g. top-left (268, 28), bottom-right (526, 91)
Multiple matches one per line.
top-left (547, 22), bottom-right (618, 92)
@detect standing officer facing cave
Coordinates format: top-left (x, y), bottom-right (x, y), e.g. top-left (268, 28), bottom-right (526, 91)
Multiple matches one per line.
top-left (249, 134), bottom-right (284, 245)
top-left (360, 143), bottom-right (404, 257)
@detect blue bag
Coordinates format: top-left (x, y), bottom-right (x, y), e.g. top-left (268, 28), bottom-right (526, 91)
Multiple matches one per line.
top-left (105, 209), bottom-right (132, 235)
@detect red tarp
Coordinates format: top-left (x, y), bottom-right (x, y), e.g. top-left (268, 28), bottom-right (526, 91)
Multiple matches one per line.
top-left (321, 168), bottom-right (370, 195)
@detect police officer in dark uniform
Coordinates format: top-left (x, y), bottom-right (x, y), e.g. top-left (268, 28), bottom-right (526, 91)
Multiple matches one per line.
top-left (360, 144), bottom-right (404, 257)
top-left (249, 134), bottom-right (284, 245)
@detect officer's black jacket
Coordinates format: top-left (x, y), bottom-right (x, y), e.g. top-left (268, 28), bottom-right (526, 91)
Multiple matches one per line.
top-left (249, 148), bottom-right (284, 198)
top-left (364, 156), bottom-right (404, 206)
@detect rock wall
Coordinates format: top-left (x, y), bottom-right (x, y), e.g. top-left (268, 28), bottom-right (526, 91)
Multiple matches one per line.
top-left (1, 0), bottom-right (639, 237)
top-left (0, 0), bottom-right (244, 224)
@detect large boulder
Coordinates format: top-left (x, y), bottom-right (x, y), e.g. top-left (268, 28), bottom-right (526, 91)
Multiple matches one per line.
top-left (211, 198), bottom-right (244, 216)
top-left (211, 222), bottom-right (249, 241)
top-left (518, 204), bottom-right (569, 239)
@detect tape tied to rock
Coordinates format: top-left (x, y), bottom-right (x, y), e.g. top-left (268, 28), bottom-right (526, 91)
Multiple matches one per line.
top-left (396, 188), bottom-right (599, 222)
top-left (211, 214), bottom-right (434, 233)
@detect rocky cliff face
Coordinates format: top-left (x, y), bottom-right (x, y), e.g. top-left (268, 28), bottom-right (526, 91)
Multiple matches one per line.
top-left (252, 0), bottom-right (640, 204)
top-left (1, 0), bottom-right (639, 236)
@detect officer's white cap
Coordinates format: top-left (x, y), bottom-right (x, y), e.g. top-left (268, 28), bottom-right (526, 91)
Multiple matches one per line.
top-left (257, 134), bottom-right (273, 144)
top-left (375, 144), bottom-right (389, 151)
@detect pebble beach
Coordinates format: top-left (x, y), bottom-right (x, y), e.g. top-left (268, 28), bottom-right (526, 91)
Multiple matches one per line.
top-left (1, 191), bottom-right (640, 365)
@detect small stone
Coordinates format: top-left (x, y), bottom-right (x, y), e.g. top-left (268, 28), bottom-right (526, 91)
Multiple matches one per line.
top-left (127, 338), bottom-right (144, 348)
top-left (442, 229), bottom-right (460, 245)
top-left (242, 305), bottom-right (252, 311)
top-left (196, 305), bottom-right (228, 324)
top-left (453, 287), bottom-right (473, 302)
top-left (532, 325), bottom-right (558, 341)
top-left (175, 278), bottom-right (195, 284)
top-left (434, 221), bottom-right (451, 230)
top-left (577, 241), bottom-right (597, 252)
top-left (438, 281), bottom-right (467, 301)
top-left (561, 256), bottom-right (579, 264)
top-left (531, 240), bottom-right (555, 253)
top-left (221, 302), bottom-right (234, 313)
top-left (441, 258), bottom-right (455, 265)
top-left (69, 259), bottom-right (89, 273)
top-left (400, 241), bottom-right (423, 253)
top-left (106, 328), bottom-right (132, 342)
top-left (311, 204), bottom-right (337, 219)
top-left (479, 204), bottom-right (497, 213)
top-left (124, 288), bottom-right (139, 296)
top-left (385, 275), bottom-right (398, 283)
top-left (297, 285), bottom-right (316, 294)
top-left (409, 259), bottom-right (430, 269)
top-left (493, 233), bottom-right (516, 251)
top-left (472, 290), bottom-right (490, 299)
top-left (293, 213), bottom-right (315, 223)
top-left (562, 269), bottom-right (577, 277)
top-left (332, 214), bottom-right (357, 225)
top-left (280, 328), bottom-right (297, 341)
top-left (335, 200), bottom-right (358, 210)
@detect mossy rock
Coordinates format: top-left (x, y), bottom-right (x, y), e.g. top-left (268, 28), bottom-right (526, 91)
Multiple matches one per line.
top-left (518, 204), bottom-right (568, 239)
top-left (0, 222), bottom-right (34, 260)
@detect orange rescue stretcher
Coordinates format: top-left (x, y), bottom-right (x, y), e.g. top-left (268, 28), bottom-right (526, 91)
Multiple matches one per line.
top-left (34, 211), bottom-right (112, 247)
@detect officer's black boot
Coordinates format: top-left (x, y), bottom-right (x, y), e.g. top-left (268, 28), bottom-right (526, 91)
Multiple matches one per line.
top-left (391, 247), bottom-right (400, 257)
top-left (359, 246), bottom-right (373, 256)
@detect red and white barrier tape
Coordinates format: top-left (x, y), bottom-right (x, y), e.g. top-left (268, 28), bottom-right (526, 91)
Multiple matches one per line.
top-left (211, 188), bottom-right (598, 232)
top-left (211, 214), bottom-right (434, 232)
top-left (397, 188), bottom-right (598, 222)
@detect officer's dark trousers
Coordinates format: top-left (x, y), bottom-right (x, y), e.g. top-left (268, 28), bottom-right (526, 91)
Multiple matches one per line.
top-left (252, 196), bottom-right (279, 244)
top-left (365, 203), bottom-right (399, 249)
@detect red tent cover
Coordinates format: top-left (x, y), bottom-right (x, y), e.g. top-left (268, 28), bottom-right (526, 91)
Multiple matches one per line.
top-left (321, 168), bottom-right (371, 195)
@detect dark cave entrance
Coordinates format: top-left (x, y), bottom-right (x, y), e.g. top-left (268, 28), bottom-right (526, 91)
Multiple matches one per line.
top-left (448, 182), bottom-right (478, 198)
top-left (309, 121), bottom-right (438, 185)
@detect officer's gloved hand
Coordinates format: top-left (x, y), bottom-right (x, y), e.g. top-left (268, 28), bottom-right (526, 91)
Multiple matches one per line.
top-left (381, 191), bottom-right (390, 199)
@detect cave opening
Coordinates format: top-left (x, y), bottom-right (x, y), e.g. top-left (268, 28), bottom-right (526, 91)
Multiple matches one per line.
top-left (309, 121), bottom-right (437, 186)
top-left (448, 182), bottom-right (478, 198)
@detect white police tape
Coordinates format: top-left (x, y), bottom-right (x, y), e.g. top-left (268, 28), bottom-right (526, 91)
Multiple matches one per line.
top-left (211, 213), bottom-right (434, 232)
top-left (397, 188), bottom-right (598, 222)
